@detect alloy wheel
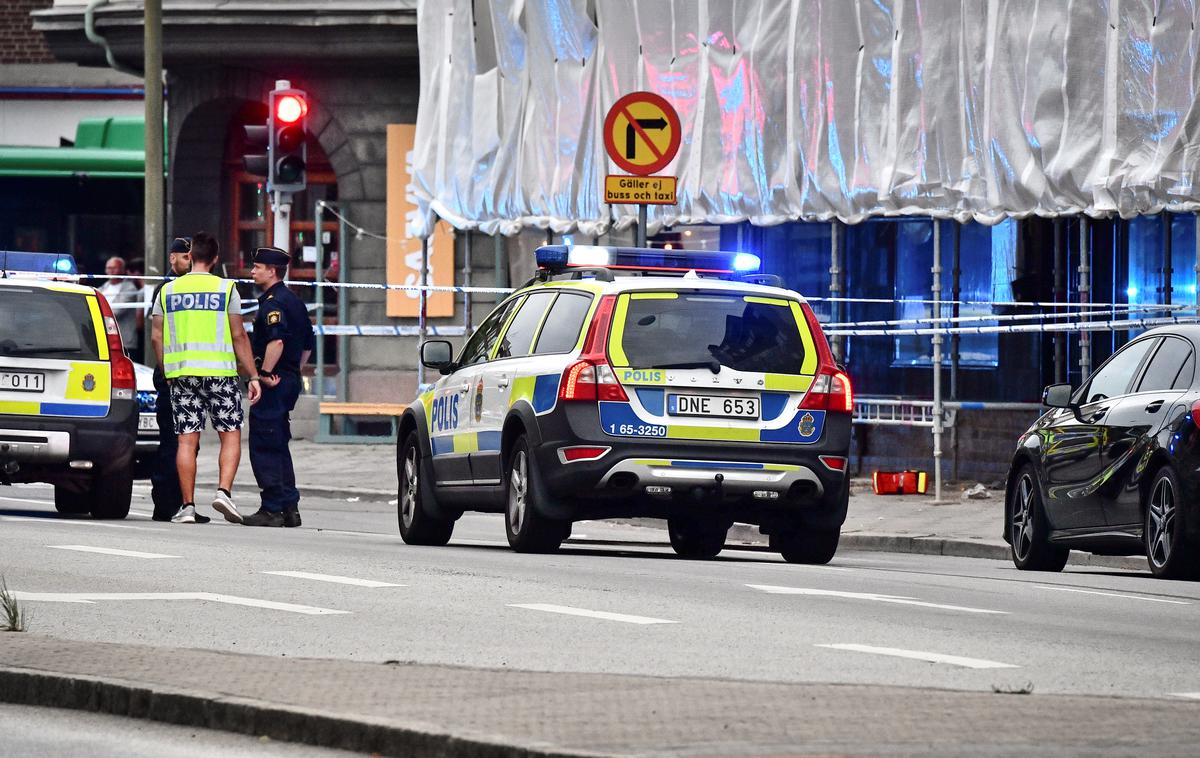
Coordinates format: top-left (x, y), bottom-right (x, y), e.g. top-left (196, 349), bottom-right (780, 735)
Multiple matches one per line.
top-left (1148, 476), bottom-right (1177, 570)
top-left (508, 449), bottom-right (528, 534)
top-left (401, 446), bottom-right (419, 529)
top-left (1011, 474), bottom-right (1035, 562)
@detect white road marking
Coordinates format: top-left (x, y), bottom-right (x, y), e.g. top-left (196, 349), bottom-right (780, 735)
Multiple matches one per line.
top-left (11, 591), bottom-right (348, 615)
top-left (47, 545), bottom-right (178, 559)
top-left (816, 643), bottom-right (1018, 670)
top-left (729, 555), bottom-right (854, 571)
top-left (747, 584), bottom-right (1008, 614)
top-left (508, 603), bottom-right (677, 625)
top-left (0, 495), bottom-right (52, 505)
top-left (128, 509), bottom-right (153, 518)
top-left (1035, 585), bottom-right (1192, 605)
top-left (313, 528), bottom-right (397, 540)
top-left (263, 571), bottom-right (405, 588)
top-left (0, 516), bottom-right (152, 531)
top-left (1171, 692), bottom-right (1200, 700)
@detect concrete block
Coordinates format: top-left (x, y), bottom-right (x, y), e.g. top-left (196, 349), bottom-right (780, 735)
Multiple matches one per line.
top-left (349, 337), bottom-right (418, 371)
top-left (349, 369), bottom-right (419, 402)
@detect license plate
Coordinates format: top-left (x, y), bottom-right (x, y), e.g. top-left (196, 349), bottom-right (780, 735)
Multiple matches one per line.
top-left (138, 414), bottom-right (159, 431)
top-left (668, 393), bottom-right (759, 419)
top-left (0, 371), bottom-right (44, 393)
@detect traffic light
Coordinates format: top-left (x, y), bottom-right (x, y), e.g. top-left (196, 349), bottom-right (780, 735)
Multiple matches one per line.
top-left (241, 118), bottom-right (269, 178)
top-left (269, 85), bottom-right (308, 193)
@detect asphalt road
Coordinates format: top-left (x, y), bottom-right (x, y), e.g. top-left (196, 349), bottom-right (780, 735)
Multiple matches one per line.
top-left (2, 482), bottom-right (1199, 703)
top-left (0, 703), bottom-right (357, 757)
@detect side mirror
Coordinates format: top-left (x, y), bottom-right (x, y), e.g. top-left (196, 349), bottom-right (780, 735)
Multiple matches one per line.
top-left (1042, 383), bottom-right (1074, 409)
top-left (420, 340), bottom-right (455, 373)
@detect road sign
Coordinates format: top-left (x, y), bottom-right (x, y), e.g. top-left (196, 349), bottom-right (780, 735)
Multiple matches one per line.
top-left (604, 175), bottom-right (676, 205)
top-left (603, 92), bottom-right (681, 176)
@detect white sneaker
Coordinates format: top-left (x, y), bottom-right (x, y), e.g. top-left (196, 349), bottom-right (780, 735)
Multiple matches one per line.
top-left (212, 490), bottom-right (243, 524)
top-left (170, 504), bottom-right (196, 524)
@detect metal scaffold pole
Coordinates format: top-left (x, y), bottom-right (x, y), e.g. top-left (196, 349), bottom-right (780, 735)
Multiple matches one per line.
top-left (1079, 217), bottom-right (1092, 380)
top-left (931, 221), bottom-right (944, 502)
top-left (142, 0), bottom-right (163, 365)
top-left (829, 220), bottom-right (844, 363)
top-left (1054, 219), bottom-right (1066, 384)
top-left (314, 200), bottom-right (326, 398)
top-left (418, 235), bottom-right (429, 387)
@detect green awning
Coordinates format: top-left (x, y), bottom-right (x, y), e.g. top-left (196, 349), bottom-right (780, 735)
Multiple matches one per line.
top-left (0, 116), bottom-right (156, 179)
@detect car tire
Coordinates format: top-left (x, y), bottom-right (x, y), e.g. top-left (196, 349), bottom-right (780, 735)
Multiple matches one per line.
top-left (505, 435), bottom-right (568, 553)
top-left (397, 431), bottom-right (454, 546)
top-left (1144, 466), bottom-right (1200, 580)
top-left (1008, 464), bottom-right (1069, 572)
top-left (667, 517), bottom-right (728, 559)
top-left (772, 528), bottom-right (839, 564)
top-left (53, 486), bottom-right (90, 515)
top-left (89, 464), bottom-right (132, 520)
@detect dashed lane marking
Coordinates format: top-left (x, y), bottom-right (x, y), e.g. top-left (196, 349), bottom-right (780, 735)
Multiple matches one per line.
top-left (747, 584), bottom-right (1008, 615)
top-left (1034, 585), bottom-right (1192, 605)
top-left (1171, 692), bottom-right (1200, 700)
top-left (47, 545), bottom-right (179, 559)
top-left (0, 516), bottom-right (153, 531)
top-left (10, 591), bottom-right (348, 615)
top-left (508, 603), bottom-right (677, 625)
top-left (263, 571), bottom-right (405, 588)
top-left (815, 643), bottom-right (1018, 670)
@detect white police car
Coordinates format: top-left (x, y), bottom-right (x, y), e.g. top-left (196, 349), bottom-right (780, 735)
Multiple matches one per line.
top-left (398, 246), bottom-right (853, 562)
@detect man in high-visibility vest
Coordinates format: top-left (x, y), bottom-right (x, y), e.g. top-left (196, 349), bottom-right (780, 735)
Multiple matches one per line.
top-left (151, 232), bottom-right (261, 524)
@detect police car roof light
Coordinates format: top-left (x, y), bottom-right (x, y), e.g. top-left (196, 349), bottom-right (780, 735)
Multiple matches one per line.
top-left (535, 245), bottom-right (761, 276)
top-left (0, 251), bottom-right (79, 277)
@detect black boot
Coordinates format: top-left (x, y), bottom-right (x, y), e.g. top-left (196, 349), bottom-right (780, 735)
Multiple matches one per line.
top-left (283, 507), bottom-right (302, 528)
top-left (242, 509), bottom-right (284, 527)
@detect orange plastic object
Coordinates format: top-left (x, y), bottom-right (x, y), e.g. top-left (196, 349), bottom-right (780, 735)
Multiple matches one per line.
top-left (872, 470), bottom-right (929, 495)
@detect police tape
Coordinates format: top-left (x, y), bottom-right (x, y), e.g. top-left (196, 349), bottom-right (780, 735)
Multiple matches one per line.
top-left (822, 303), bottom-right (1181, 329)
top-left (7, 270), bottom-right (516, 296)
top-left (824, 314), bottom-right (1200, 337)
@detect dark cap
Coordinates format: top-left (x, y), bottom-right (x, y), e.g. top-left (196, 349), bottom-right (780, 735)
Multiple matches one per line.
top-left (169, 237), bottom-right (192, 255)
top-left (253, 247), bottom-right (291, 267)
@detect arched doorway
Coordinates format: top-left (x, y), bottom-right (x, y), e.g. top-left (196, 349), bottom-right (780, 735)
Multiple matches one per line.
top-left (222, 101), bottom-right (339, 282)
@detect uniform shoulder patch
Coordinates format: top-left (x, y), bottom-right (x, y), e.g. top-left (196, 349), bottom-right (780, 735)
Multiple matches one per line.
top-left (267, 310), bottom-right (282, 325)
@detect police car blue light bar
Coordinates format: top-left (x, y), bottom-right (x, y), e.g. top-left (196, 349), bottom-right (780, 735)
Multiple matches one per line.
top-left (0, 251), bottom-right (78, 276)
top-left (535, 245), bottom-right (761, 275)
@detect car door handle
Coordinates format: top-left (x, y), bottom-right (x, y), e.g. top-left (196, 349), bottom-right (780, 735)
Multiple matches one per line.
top-left (497, 375), bottom-right (509, 389)
top-left (1144, 400), bottom-right (1165, 413)
top-left (459, 383), bottom-right (471, 393)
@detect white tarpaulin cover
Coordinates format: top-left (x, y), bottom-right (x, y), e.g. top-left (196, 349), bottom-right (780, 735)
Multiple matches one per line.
top-left (409, 0), bottom-right (1200, 238)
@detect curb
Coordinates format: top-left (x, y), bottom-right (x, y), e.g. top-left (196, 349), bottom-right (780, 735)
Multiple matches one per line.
top-left (0, 667), bottom-right (590, 758)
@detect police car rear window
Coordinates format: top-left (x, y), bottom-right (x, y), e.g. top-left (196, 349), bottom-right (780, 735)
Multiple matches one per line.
top-left (616, 294), bottom-right (808, 375)
top-left (0, 288), bottom-right (101, 360)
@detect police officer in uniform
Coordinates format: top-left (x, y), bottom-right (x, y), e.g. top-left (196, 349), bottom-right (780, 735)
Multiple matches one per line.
top-left (243, 247), bottom-right (315, 527)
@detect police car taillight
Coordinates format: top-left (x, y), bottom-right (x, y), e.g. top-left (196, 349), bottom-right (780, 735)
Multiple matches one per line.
top-left (558, 294), bottom-right (629, 403)
top-left (798, 368), bottom-right (853, 413)
top-left (95, 292), bottom-right (135, 399)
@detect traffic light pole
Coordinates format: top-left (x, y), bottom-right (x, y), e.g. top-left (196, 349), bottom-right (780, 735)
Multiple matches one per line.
top-left (273, 190), bottom-right (292, 254)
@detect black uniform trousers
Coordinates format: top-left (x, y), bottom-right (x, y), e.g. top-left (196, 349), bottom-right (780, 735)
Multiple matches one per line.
top-left (249, 372), bottom-right (301, 513)
top-left (149, 376), bottom-right (183, 520)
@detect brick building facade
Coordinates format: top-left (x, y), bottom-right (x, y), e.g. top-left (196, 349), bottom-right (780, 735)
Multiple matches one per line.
top-left (0, 0), bottom-right (54, 64)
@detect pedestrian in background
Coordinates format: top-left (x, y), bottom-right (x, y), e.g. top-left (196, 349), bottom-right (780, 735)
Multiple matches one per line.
top-left (99, 255), bottom-right (140, 349)
top-left (151, 232), bottom-right (261, 524)
top-left (147, 238), bottom-right (199, 521)
top-left (243, 247), bottom-right (315, 528)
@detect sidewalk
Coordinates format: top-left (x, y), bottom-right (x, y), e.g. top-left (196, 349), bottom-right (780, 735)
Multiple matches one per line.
top-left (193, 435), bottom-right (1146, 572)
top-left (3, 635), bottom-right (1198, 757)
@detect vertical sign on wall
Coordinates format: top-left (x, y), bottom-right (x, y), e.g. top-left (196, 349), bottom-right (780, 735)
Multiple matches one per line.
top-left (386, 124), bottom-right (453, 317)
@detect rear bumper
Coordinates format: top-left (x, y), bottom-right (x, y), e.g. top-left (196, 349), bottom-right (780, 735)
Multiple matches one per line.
top-left (0, 400), bottom-right (137, 484)
top-left (531, 404), bottom-right (852, 532)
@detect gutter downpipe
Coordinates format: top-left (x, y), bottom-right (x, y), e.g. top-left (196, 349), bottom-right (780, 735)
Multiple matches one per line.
top-left (85, 0), bottom-right (142, 77)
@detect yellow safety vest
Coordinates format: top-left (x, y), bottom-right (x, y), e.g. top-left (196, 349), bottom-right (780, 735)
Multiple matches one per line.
top-left (159, 272), bottom-right (237, 378)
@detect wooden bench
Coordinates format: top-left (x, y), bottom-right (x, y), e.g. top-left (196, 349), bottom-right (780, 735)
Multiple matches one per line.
top-left (317, 402), bottom-right (408, 444)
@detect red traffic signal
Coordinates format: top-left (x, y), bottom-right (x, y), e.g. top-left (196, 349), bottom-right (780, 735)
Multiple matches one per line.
top-left (275, 94), bottom-right (307, 124)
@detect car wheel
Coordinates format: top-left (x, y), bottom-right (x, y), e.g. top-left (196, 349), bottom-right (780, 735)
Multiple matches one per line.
top-left (771, 528), bottom-right (839, 564)
top-left (397, 431), bottom-right (454, 546)
top-left (1145, 466), bottom-right (1199, 580)
top-left (1008, 465), bottom-right (1068, 572)
top-left (505, 435), bottom-right (567, 553)
top-left (89, 464), bottom-right (132, 520)
top-left (53, 485), bottom-right (90, 515)
top-left (667, 517), bottom-right (728, 559)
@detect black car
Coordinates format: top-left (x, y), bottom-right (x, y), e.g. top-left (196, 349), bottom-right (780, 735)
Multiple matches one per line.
top-left (1005, 326), bottom-right (1200, 579)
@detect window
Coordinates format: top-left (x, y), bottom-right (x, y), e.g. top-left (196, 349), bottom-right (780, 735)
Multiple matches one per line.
top-left (459, 298), bottom-right (520, 365)
top-left (494, 292), bottom-right (555, 359)
top-left (0, 290), bottom-right (100, 361)
top-left (534, 293), bottom-right (592, 354)
top-left (1082, 338), bottom-right (1158, 404)
top-left (1136, 338), bottom-right (1194, 393)
top-left (893, 219), bottom-right (1015, 367)
top-left (1126, 214), bottom-right (1197, 310)
top-left (616, 294), bottom-right (809, 374)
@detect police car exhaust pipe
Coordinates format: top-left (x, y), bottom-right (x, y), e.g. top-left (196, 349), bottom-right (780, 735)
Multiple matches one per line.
top-left (69, 460), bottom-right (93, 470)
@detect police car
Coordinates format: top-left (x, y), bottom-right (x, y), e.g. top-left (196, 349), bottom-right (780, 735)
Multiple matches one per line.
top-left (0, 257), bottom-right (138, 518)
top-left (398, 246), bottom-right (852, 563)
